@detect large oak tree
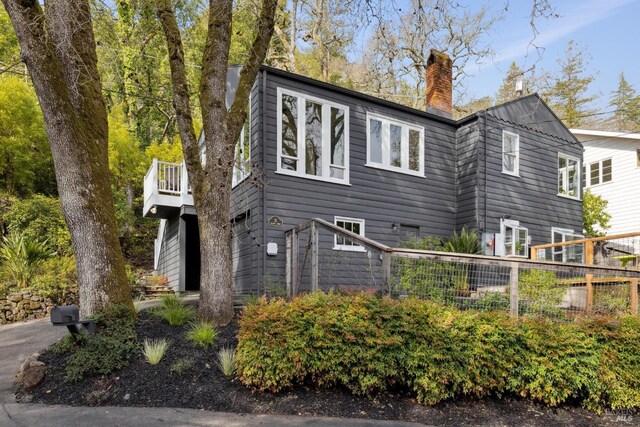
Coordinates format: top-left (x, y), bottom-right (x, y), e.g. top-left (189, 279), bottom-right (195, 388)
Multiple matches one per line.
top-left (155, 0), bottom-right (277, 324)
top-left (2, 0), bottom-right (133, 316)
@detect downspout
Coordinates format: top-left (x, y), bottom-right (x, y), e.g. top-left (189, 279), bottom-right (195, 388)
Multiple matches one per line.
top-left (261, 69), bottom-right (268, 292)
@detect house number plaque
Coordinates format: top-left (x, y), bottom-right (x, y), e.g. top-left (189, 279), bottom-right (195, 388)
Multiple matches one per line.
top-left (268, 216), bottom-right (283, 227)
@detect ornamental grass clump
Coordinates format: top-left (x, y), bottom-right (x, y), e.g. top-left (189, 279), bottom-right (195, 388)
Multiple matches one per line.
top-left (143, 338), bottom-right (170, 365)
top-left (187, 321), bottom-right (218, 347)
top-left (156, 295), bottom-right (195, 325)
top-left (217, 347), bottom-right (236, 376)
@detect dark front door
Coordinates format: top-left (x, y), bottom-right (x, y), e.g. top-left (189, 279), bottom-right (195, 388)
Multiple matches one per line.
top-left (399, 224), bottom-right (420, 245)
top-left (184, 215), bottom-right (200, 291)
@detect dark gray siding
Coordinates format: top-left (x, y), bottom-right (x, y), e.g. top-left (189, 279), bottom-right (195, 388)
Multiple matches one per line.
top-left (480, 107), bottom-right (583, 247)
top-left (157, 216), bottom-right (181, 291)
top-left (455, 121), bottom-right (479, 231)
top-left (260, 71), bottom-right (458, 288)
top-left (230, 79), bottom-right (264, 295)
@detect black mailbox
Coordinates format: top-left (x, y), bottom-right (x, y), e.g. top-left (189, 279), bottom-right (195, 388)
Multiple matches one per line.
top-left (51, 305), bottom-right (80, 325)
top-left (51, 305), bottom-right (95, 337)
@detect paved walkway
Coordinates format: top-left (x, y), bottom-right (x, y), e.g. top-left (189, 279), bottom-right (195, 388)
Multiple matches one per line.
top-left (0, 301), bottom-right (422, 427)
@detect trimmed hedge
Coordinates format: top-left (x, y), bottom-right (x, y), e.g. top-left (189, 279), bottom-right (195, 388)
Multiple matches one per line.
top-left (236, 292), bottom-right (640, 412)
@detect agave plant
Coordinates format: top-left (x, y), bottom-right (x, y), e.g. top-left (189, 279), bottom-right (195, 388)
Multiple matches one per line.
top-left (0, 232), bottom-right (55, 288)
top-left (443, 227), bottom-right (481, 254)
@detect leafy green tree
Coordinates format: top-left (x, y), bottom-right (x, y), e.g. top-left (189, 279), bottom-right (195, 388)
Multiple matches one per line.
top-left (0, 7), bottom-right (19, 65)
top-left (545, 41), bottom-right (598, 128)
top-left (0, 75), bottom-right (55, 196)
top-left (583, 189), bottom-right (611, 237)
top-left (609, 73), bottom-right (640, 132)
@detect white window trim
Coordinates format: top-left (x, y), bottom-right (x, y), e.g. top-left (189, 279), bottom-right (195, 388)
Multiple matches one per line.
top-left (276, 87), bottom-right (350, 185)
top-left (365, 112), bottom-right (425, 177)
top-left (501, 130), bottom-right (520, 177)
top-left (500, 218), bottom-right (529, 258)
top-left (557, 152), bottom-right (581, 200)
top-left (333, 216), bottom-right (366, 252)
top-left (551, 227), bottom-right (584, 263)
top-left (586, 158), bottom-right (613, 187)
top-left (232, 98), bottom-right (252, 188)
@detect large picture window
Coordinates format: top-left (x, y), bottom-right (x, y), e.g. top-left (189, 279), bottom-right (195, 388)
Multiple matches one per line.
top-left (502, 131), bottom-right (519, 176)
top-left (558, 153), bottom-right (580, 199)
top-left (277, 88), bottom-right (349, 184)
top-left (366, 113), bottom-right (424, 176)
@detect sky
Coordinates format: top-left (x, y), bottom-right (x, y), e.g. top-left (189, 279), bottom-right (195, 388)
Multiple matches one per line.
top-left (462, 0), bottom-right (640, 110)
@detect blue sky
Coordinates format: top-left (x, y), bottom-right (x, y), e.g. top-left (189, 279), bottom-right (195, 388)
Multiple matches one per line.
top-left (462, 0), bottom-right (640, 109)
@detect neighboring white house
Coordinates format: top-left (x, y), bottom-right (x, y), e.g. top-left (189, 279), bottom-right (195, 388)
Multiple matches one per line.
top-left (571, 129), bottom-right (640, 237)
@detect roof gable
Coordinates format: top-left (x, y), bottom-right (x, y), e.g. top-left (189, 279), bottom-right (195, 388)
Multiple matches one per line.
top-left (485, 94), bottom-right (580, 145)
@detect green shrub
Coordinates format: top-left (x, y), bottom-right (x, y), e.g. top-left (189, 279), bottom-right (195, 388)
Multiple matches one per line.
top-left (30, 256), bottom-right (77, 300)
top-left (62, 305), bottom-right (137, 382)
top-left (0, 232), bottom-right (54, 288)
top-left (187, 321), bottom-right (218, 347)
top-left (236, 292), bottom-right (640, 412)
top-left (442, 227), bottom-right (481, 254)
top-left (516, 270), bottom-right (569, 313)
top-left (3, 195), bottom-right (71, 255)
top-left (217, 347), bottom-right (236, 376)
top-left (143, 338), bottom-right (170, 365)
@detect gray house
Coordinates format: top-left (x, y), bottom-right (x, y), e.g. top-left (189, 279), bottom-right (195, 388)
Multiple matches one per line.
top-left (143, 51), bottom-right (583, 294)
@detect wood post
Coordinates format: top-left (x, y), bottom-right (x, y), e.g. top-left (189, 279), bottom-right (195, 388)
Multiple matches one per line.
top-left (509, 262), bottom-right (519, 317)
top-left (584, 242), bottom-right (594, 313)
top-left (311, 222), bottom-right (319, 292)
top-left (292, 230), bottom-right (299, 296)
top-left (631, 278), bottom-right (639, 315)
top-left (585, 273), bottom-right (593, 312)
top-left (285, 232), bottom-right (292, 297)
top-left (530, 247), bottom-right (537, 261)
top-left (383, 250), bottom-right (392, 294)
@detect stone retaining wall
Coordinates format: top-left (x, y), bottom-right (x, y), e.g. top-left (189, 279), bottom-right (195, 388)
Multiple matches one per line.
top-left (0, 292), bottom-right (77, 325)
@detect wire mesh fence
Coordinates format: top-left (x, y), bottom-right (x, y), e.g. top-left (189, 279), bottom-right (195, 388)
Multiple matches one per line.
top-left (284, 219), bottom-right (640, 320)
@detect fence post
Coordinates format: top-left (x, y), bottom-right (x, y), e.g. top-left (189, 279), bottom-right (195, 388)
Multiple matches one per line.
top-left (585, 274), bottom-right (594, 312)
top-left (631, 278), bottom-right (639, 315)
top-left (310, 222), bottom-right (319, 292)
top-left (285, 232), bottom-right (292, 297)
top-left (509, 262), bottom-right (519, 317)
top-left (292, 230), bottom-right (299, 295)
top-left (530, 247), bottom-right (537, 260)
top-left (383, 250), bottom-right (392, 295)
top-left (585, 241), bottom-right (594, 265)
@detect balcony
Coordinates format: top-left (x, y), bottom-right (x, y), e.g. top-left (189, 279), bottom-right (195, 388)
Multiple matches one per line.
top-left (143, 159), bottom-right (193, 218)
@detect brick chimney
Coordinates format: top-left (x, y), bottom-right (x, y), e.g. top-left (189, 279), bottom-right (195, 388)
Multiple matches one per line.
top-left (425, 49), bottom-right (452, 117)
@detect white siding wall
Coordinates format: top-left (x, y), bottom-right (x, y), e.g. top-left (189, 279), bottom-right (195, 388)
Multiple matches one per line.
top-left (574, 130), bottom-right (640, 235)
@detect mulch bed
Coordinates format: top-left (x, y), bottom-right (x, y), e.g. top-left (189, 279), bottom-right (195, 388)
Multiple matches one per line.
top-left (19, 308), bottom-right (633, 426)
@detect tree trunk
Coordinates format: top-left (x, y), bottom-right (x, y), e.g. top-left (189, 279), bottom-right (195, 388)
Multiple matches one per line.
top-left (156, 0), bottom-right (277, 324)
top-left (2, 0), bottom-right (133, 316)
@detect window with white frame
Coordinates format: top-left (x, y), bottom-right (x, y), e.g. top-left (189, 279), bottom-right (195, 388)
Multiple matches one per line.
top-left (277, 88), bottom-right (349, 184)
top-left (499, 219), bottom-right (528, 257)
top-left (558, 153), bottom-right (580, 199)
top-left (333, 216), bottom-right (365, 251)
top-left (552, 228), bottom-right (584, 263)
top-left (366, 113), bottom-right (424, 176)
top-left (587, 158), bottom-right (612, 186)
top-left (232, 103), bottom-right (251, 187)
top-left (502, 131), bottom-right (519, 176)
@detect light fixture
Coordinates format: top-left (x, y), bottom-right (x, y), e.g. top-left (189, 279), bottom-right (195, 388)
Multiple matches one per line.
top-left (391, 223), bottom-right (398, 231)
top-left (150, 206), bottom-right (157, 215)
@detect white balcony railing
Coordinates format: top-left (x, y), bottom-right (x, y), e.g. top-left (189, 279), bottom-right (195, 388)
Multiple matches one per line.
top-left (143, 159), bottom-right (193, 217)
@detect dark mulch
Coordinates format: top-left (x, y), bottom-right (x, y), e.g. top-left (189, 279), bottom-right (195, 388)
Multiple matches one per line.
top-left (20, 309), bottom-right (634, 426)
